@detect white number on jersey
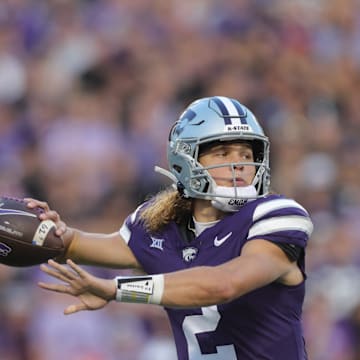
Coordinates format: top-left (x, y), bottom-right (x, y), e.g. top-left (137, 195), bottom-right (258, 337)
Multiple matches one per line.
top-left (182, 305), bottom-right (237, 359)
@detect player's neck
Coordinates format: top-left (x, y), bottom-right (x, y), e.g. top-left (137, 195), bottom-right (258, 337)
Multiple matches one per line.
top-left (192, 199), bottom-right (226, 222)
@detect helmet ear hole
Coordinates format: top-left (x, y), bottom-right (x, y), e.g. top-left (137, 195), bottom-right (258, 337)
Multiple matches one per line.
top-left (173, 165), bottom-right (182, 173)
top-left (203, 181), bottom-right (209, 193)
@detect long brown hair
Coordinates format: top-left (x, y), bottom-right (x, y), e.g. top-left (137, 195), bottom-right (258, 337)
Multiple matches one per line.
top-left (139, 187), bottom-right (192, 234)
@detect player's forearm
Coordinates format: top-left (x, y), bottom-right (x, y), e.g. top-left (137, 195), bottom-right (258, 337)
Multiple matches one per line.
top-left (161, 266), bottom-right (236, 307)
top-left (114, 266), bottom-right (237, 308)
top-left (61, 229), bottom-right (140, 269)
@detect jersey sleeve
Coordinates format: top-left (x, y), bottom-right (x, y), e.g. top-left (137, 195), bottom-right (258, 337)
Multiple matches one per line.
top-left (119, 203), bottom-right (146, 245)
top-left (118, 203), bottom-right (160, 274)
top-left (247, 198), bottom-right (313, 248)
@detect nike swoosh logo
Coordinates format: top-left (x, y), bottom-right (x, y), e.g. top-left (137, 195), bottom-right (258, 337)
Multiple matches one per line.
top-left (214, 232), bottom-right (233, 247)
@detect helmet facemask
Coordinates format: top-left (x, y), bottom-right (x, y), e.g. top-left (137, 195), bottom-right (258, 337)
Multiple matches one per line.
top-left (174, 138), bottom-right (270, 211)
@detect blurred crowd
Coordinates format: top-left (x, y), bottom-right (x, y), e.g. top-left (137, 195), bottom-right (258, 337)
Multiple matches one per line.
top-left (0, 0), bottom-right (360, 359)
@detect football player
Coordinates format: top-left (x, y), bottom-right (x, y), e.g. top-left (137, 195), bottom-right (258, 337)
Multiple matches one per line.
top-left (27, 96), bottom-right (313, 360)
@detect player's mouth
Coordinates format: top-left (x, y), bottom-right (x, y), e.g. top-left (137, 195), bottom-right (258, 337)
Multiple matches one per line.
top-left (214, 176), bottom-right (248, 187)
top-left (233, 177), bottom-right (247, 186)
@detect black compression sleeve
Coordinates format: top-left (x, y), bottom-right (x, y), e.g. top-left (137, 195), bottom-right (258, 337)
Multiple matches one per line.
top-left (272, 242), bottom-right (302, 262)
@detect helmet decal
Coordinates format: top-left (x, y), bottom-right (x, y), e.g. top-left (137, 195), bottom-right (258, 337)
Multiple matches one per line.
top-left (210, 96), bottom-right (247, 124)
top-left (174, 108), bottom-right (197, 136)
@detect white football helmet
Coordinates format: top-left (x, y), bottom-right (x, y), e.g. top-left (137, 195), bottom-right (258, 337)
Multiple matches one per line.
top-left (157, 96), bottom-right (270, 210)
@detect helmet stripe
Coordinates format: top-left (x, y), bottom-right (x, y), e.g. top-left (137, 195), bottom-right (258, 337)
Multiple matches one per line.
top-left (212, 97), bottom-right (230, 123)
top-left (213, 97), bottom-right (247, 124)
top-left (231, 99), bottom-right (247, 124)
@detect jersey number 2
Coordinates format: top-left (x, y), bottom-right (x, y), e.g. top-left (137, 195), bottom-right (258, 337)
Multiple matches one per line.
top-left (182, 305), bottom-right (237, 359)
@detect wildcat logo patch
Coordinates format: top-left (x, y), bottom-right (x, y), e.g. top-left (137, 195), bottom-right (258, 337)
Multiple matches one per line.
top-left (182, 247), bottom-right (198, 262)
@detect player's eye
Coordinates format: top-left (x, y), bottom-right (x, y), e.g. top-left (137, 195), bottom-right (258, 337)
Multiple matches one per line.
top-left (241, 151), bottom-right (253, 161)
top-left (214, 150), bottom-right (227, 157)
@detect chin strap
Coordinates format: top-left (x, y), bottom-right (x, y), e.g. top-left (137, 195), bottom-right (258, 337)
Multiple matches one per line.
top-left (154, 166), bottom-right (191, 197)
top-left (154, 166), bottom-right (178, 189)
top-left (211, 185), bottom-right (257, 212)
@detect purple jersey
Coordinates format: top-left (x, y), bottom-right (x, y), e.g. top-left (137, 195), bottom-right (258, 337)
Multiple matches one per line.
top-left (119, 195), bottom-right (313, 360)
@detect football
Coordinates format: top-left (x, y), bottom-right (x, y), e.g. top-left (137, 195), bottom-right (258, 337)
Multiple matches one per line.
top-left (0, 196), bottom-right (64, 267)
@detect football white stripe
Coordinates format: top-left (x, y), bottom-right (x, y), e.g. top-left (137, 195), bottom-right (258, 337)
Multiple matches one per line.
top-left (248, 215), bottom-right (313, 239)
top-left (119, 223), bottom-right (131, 244)
top-left (217, 96), bottom-right (240, 116)
top-left (0, 209), bottom-right (37, 217)
top-left (253, 199), bottom-right (308, 221)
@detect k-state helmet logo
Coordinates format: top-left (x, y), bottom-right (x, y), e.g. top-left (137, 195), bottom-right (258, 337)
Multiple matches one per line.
top-left (182, 247), bottom-right (198, 262)
top-left (0, 242), bottom-right (12, 257)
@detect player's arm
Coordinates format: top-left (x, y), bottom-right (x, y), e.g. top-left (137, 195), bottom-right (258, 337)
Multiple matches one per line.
top-left (38, 238), bottom-right (300, 313)
top-left (25, 198), bottom-right (141, 269)
top-left (160, 239), bottom-right (301, 307)
top-left (62, 229), bottom-right (141, 269)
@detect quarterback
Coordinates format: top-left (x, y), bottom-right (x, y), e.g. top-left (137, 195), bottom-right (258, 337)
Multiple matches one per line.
top-left (28, 96), bottom-right (313, 359)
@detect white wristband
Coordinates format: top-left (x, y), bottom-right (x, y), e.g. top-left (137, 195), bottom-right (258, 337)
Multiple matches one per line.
top-left (114, 274), bottom-right (164, 305)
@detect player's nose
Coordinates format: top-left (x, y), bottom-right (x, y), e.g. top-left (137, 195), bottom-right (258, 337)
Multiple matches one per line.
top-left (232, 160), bottom-right (245, 170)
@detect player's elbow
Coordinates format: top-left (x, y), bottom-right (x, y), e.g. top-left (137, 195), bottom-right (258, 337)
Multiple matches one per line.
top-left (206, 276), bottom-right (238, 304)
top-left (215, 287), bottom-right (235, 304)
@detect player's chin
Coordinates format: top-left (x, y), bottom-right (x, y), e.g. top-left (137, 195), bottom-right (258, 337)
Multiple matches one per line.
top-left (235, 181), bottom-right (248, 187)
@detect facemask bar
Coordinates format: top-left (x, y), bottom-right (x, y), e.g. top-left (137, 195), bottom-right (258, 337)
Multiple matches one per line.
top-left (189, 160), bottom-right (270, 200)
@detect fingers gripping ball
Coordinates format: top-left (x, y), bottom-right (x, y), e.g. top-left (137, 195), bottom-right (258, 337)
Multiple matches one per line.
top-left (0, 196), bottom-right (64, 267)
